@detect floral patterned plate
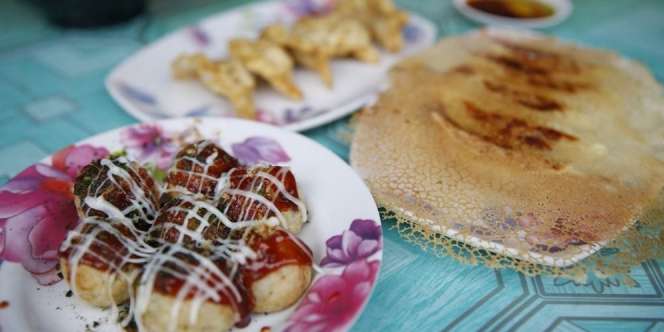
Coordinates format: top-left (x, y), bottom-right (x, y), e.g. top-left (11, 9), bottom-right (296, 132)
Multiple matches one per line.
top-left (105, 0), bottom-right (436, 131)
top-left (0, 118), bottom-right (382, 332)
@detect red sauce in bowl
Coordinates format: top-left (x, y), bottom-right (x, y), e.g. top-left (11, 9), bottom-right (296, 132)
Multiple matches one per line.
top-left (467, 0), bottom-right (554, 18)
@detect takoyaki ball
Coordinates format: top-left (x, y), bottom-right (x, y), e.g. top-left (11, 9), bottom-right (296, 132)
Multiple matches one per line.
top-left (149, 193), bottom-right (231, 248)
top-left (59, 218), bottom-right (141, 307)
top-left (139, 249), bottom-right (251, 332)
top-left (140, 292), bottom-right (236, 332)
top-left (242, 227), bottom-right (313, 313)
top-left (166, 140), bottom-right (239, 199)
top-left (219, 166), bottom-right (307, 233)
top-left (73, 157), bottom-right (160, 232)
top-left (59, 259), bottom-right (137, 308)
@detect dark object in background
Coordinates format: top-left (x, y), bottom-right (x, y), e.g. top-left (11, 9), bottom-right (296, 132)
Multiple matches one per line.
top-left (28, 0), bottom-right (146, 28)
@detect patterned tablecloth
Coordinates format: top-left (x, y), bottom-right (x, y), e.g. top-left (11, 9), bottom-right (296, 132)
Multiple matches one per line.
top-left (1, 0), bottom-right (664, 331)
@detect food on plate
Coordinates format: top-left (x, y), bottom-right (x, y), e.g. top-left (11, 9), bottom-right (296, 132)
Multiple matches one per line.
top-left (261, 24), bottom-right (334, 87)
top-left (164, 140), bottom-right (239, 201)
top-left (62, 157), bottom-right (159, 308)
top-left (59, 217), bottom-right (144, 308)
top-left (261, 14), bottom-right (382, 87)
top-left (351, 28), bottom-right (664, 265)
top-left (241, 226), bottom-right (312, 313)
top-left (72, 157), bottom-right (160, 231)
top-left (333, 0), bottom-right (409, 52)
top-left (219, 166), bottom-right (308, 234)
top-left (172, 54), bottom-right (256, 118)
top-left (229, 38), bottom-right (302, 101)
top-left (59, 140), bottom-right (313, 331)
top-left (149, 193), bottom-right (236, 246)
top-left (289, 16), bottom-right (379, 62)
top-left (170, 0), bottom-right (409, 117)
top-left (137, 246), bottom-right (249, 332)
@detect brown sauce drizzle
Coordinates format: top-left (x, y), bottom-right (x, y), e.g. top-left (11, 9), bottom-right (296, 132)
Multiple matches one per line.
top-left (241, 229), bottom-right (313, 296)
top-left (61, 223), bottom-right (136, 272)
top-left (0, 300), bottom-right (9, 309)
top-left (167, 140), bottom-right (239, 199)
top-left (222, 166), bottom-right (301, 218)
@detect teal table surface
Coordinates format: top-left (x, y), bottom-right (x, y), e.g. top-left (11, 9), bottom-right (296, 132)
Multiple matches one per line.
top-left (2, 0), bottom-right (664, 331)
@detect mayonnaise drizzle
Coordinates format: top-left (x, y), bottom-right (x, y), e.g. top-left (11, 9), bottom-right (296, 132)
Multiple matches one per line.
top-left (62, 144), bottom-right (311, 332)
top-left (83, 158), bottom-right (159, 228)
top-left (217, 166), bottom-right (308, 232)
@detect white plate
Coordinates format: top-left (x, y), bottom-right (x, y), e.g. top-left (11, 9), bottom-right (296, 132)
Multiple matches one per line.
top-left (0, 118), bottom-right (382, 331)
top-left (106, 0), bottom-right (436, 131)
top-left (453, 0), bottom-right (572, 29)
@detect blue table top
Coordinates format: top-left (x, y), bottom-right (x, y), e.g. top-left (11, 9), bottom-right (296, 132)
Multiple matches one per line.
top-left (1, 0), bottom-right (664, 331)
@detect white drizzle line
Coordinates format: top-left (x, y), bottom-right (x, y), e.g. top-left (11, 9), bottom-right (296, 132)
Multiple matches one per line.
top-left (151, 194), bottom-right (275, 247)
top-left (134, 243), bottom-right (248, 332)
top-left (216, 166), bottom-right (308, 231)
top-left (84, 158), bottom-right (158, 227)
top-left (61, 211), bottom-right (156, 327)
top-left (168, 141), bottom-right (227, 197)
top-left (63, 147), bottom-right (312, 332)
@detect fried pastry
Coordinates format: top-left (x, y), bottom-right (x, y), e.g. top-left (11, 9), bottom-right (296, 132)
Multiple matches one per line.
top-left (228, 39), bottom-right (302, 100)
top-left (334, 0), bottom-right (409, 52)
top-left (351, 28), bottom-right (664, 265)
top-left (172, 54), bottom-right (256, 118)
top-left (291, 15), bottom-right (379, 63)
top-left (261, 24), bottom-right (333, 87)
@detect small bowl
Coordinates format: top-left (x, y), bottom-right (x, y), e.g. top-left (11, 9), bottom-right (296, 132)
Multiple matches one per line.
top-left (453, 0), bottom-right (572, 29)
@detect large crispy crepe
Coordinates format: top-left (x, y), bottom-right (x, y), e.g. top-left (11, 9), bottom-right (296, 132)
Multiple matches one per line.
top-left (351, 28), bottom-right (664, 266)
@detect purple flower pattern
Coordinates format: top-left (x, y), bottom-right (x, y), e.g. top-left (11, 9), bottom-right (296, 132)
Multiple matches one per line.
top-left (286, 219), bottom-right (382, 332)
top-left (284, 0), bottom-right (335, 17)
top-left (0, 145), bottom-right (109, 285)
top-left (321, 219), bottom-right (382, 267)
top-left (121, 124), bottom-right (178, 170)
top-left (231, 136), bottom-right (291, 165)
top-left (286, 259), bottom-right (380, 332)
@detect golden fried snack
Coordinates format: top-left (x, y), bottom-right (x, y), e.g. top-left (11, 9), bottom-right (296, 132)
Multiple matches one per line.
top-left (294, 50), bottom-right (333, 87)
top-left (261, 24), bottom-right (333, 87)
top-left (334, 0), bottom-right (409, 52)
top-left (228, 39), bottom-right (302, 100)
top-left (292, 15), bottom-right (379, 63)
top-left (172, 53), bottom-right (256, 118)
